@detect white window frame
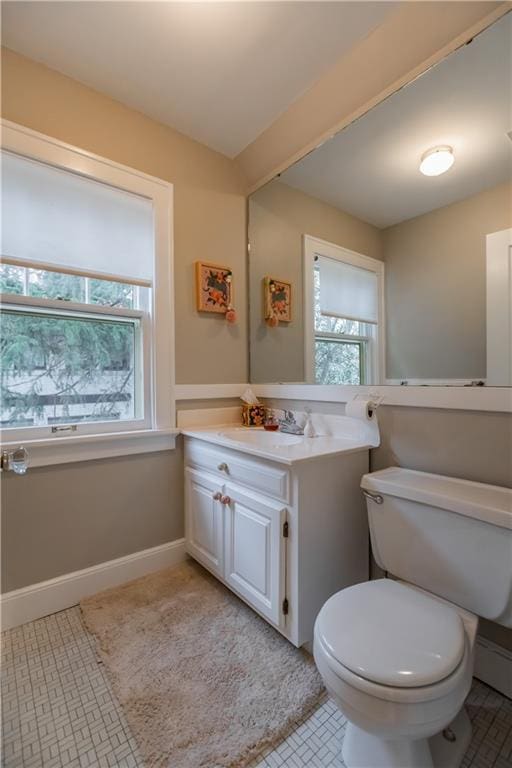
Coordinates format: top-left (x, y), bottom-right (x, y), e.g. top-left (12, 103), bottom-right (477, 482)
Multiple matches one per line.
top-left (486, 228), bottom-right (512, 386)
top-left (303, 235), bottom-right (385, 385)
top-left (1, 120), bottom-right (177, 465)
top-left (1, 292), bottom-right (151, 436)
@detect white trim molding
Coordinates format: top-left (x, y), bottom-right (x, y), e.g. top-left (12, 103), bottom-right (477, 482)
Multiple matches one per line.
top-left (0, 428), bottom-right (179, 469)
top-left (486, 228), bottom-right (512, 386)
top-left (253, 383), bottom-right (512, 413)
top-left (0, 539), bottom-right (186, 630)
top-left (175, 383), bottom-right (512, 413)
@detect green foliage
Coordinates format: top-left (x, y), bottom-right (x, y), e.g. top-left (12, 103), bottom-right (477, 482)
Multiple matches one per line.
top-left (313, 268), bottom-right (363, 384)
top-left (28, 270), bottom-right (84, 302)
top-left (0, 264), bottom-right (134, 307)
top-left (1, 268), bottom-right (136, 426)
top-left (315, 340), bottom-right (361, 385)
top-left (89, 278), bottom-right (134, 307)
top-left (0, 265), bottom-right (24, 295)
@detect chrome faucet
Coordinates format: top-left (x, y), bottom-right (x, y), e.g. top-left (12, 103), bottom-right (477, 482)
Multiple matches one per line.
top-left (278, 410), bottom-right (304, 435)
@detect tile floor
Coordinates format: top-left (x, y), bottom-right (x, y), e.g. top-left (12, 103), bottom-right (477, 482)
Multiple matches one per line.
top-left (2, 606), bottom-right (511, 768)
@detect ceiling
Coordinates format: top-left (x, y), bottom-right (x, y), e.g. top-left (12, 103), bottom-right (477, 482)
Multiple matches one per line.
top-left (1, 1), bottom-right (396, 158)
top-left (281, 12), bottom-right (512, 228)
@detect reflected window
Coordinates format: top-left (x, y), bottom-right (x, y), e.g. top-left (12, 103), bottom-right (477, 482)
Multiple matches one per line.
top-left (314, 268), bottom-right (369, 384)
top-left (312, 245), bottom-right (383, 385)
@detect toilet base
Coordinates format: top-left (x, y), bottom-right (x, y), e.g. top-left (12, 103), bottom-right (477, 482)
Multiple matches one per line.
top-left (429, 708), bottom-right (472, 768)
top-left (342, 707), bottom-right (472, 768)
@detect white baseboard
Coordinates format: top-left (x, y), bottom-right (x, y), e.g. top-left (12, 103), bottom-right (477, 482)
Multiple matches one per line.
top-left (474, 636), bottom-right (512, 699)
top-left (0, 538), bottom-right (186, 631)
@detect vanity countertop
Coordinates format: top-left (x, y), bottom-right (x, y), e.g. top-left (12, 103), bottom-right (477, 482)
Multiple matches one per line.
top-left (180, 425), bottom-right (372, 465)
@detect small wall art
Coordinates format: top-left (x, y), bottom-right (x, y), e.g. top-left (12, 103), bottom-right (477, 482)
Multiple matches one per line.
top-left (196, 262), bottom-right (235, 321)
top-left (264, 276), bottom-right (292, 325)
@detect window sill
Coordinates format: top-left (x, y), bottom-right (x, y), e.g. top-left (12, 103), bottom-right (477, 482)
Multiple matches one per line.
top-left (0, 428), bottom-right (180, 469)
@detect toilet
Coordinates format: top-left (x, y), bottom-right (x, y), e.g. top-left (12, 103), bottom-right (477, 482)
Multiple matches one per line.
top-left (313, 467), bottom-right (512, 768)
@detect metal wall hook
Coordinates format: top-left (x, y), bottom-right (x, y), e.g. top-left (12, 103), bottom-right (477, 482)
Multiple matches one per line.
top-left (0, 446), bottom-right (29, 475)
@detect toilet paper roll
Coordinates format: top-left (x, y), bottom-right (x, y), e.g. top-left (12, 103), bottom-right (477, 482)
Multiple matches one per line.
top-left (345, 399), bottom-right (375, 421)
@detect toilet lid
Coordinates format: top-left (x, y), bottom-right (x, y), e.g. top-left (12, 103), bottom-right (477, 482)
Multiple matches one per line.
top-left (316, 580), bottom-right (465, 688)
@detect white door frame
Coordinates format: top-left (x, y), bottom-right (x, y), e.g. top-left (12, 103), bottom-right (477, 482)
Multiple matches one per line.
top-left (486, 229), bottom-right (512, 386)
top-left (303, 234), bottom-right (385, 384)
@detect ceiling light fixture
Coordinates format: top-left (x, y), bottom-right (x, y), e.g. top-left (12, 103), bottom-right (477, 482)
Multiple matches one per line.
top-left (419, 146), bottom-right (455, 177)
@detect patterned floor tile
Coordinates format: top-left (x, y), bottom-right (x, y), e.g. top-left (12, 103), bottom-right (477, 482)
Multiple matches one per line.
top-left (2, 607), bottom-right (511, 768)
top-left (1, 608), bottom-right (143, 768)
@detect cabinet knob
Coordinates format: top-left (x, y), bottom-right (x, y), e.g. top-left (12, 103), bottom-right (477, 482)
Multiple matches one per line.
top-left (221, 495), bottom-right (231, 505)
top-left (217, 462), bottom-right (229, 472)
top-left (213, 492), bottom-right (222, 501)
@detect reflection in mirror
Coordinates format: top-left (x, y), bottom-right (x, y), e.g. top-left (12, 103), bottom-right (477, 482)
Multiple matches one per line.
top-left (248, 14), bottom-right (512, 386)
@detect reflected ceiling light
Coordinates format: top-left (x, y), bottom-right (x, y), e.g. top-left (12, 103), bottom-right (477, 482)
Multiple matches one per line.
top-left (419, 146), bottom-right (454, 176)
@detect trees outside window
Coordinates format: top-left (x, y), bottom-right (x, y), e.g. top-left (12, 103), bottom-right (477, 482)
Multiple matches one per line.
top-left (1, 265), bottom-right (141, 427)
top-left (314, 268), bottom-right (367, 385)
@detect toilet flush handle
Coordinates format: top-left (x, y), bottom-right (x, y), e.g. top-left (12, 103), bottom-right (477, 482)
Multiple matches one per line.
top-left (362, 489), bottom-right (383, 505)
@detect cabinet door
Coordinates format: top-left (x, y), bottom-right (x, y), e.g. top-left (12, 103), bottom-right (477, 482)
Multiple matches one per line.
top-left (185, 468), bottom-right (224, 577)
top-left (223, 482), bottom-right (286, 626)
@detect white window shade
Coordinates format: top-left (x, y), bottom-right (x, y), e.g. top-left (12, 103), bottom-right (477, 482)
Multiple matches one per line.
top-left (1, 151), bottom-right (154, 285)
top-left (318, 255), bottom-right (379, 324)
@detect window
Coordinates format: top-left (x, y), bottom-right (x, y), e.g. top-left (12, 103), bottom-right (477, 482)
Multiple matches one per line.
top-left (304, 236), bottom-right (384, 385)
top-left (0, 266), bottom-right (144, 429)
top-left (1, 122), bottom-right (174, 459)
top-left (314, 268), bottom-right (368, 384)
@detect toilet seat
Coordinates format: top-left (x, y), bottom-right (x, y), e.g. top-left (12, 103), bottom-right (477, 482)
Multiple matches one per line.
top-left (315, 580), bottom-right (466, 691)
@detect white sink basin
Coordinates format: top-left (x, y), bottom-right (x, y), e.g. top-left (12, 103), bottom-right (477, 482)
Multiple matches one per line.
top-left (218, 428), bottom-right (303, 448)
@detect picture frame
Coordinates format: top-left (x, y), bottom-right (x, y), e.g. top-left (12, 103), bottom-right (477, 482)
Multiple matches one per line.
top-left (263, 276), bottom-right (292, 323)
top-left (196, 261), bottom-right (233, 314)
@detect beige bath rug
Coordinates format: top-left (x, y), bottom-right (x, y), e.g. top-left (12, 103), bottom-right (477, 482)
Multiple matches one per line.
top-left (80, 560), bottom-right (324, 768)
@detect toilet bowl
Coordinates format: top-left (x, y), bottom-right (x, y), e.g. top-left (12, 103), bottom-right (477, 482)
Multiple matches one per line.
top-left (314, 580), bottom-right (477, 768)
top-left (313, 467), bottom-right (512, 768)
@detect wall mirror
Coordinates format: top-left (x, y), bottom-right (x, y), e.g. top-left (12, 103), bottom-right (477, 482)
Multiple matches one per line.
top-left (248, 13), bottom-right (511, 387)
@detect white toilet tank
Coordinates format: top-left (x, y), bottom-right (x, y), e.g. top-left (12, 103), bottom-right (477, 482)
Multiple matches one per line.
top-left (361, 468), bottom-right (512, 627)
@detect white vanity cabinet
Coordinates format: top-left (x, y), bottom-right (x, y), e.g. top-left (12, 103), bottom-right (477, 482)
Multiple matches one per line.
top-left (185, 466), bottom-right (285, 624)
top-left (184, 435), bottom-right (370, 647)
top-left (185, 468), bottom-right (225, 578)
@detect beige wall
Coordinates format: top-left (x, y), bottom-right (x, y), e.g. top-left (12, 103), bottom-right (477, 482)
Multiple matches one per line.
top-left (0, 47), bottom-right (248, 385)
top-left (0, 49), bottom-right (249, 596)
top-left (384, 183), bottom-right (512, 380)
top-left (249, 180), bottom-right (382, 382)
top-left (1, 446), bottom-right (184, 592)
top-left (238, 2), bottom-right (507, 190)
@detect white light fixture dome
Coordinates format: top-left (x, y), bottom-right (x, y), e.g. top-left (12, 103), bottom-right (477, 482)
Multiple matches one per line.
top-left (420, 146), bottom-right (455, 176)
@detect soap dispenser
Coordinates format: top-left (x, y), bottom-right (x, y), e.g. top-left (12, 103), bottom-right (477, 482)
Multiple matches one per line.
top-left (303, 408), bottom-right (316, 438)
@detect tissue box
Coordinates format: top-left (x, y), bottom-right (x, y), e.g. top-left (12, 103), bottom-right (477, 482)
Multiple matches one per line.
top-left (241, 404), bottom-right (265, 427)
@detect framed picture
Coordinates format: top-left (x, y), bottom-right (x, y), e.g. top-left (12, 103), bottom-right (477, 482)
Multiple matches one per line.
top-left (196, 262), bottom-right (233, 314)
top-left (264, 276), bottom-right (292, 323)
